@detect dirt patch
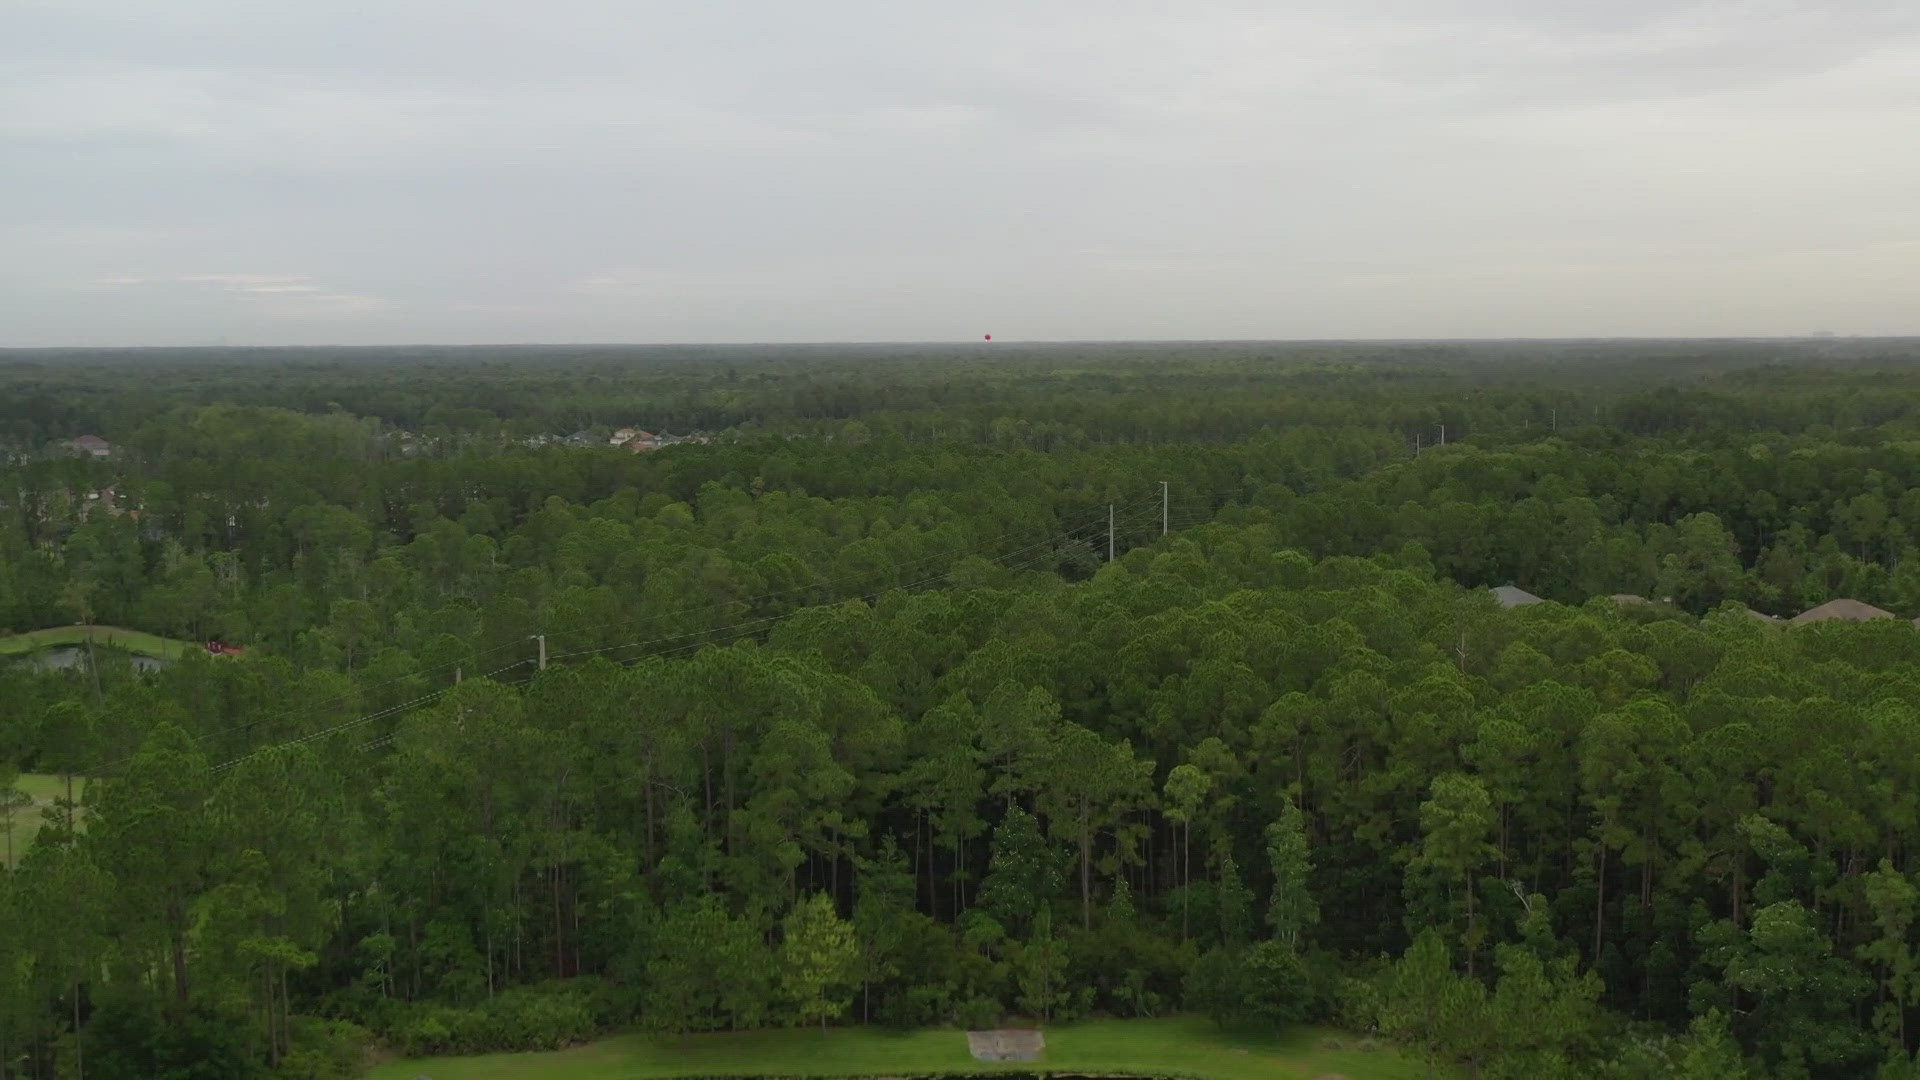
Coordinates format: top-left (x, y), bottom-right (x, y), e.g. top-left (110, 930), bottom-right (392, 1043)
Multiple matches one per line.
top-left (966, 1029), bottom-right (1046, 1062)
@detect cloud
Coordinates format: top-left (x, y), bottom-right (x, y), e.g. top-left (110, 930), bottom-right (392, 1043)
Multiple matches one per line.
top-left (2, 0), bottom-right (1917, 344)
top-left (94, 273), bottom-right (393, 316)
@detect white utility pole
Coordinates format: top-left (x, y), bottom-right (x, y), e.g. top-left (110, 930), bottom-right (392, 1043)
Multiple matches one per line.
top-left (1439, 423), bottom-right (1446, 447)
top-left (536, 634), bottom-right (547, 671)
top-left (1161, 481), bottom-right (1169, 536)
top-left (1108, 504), bottom-right (1115, 562)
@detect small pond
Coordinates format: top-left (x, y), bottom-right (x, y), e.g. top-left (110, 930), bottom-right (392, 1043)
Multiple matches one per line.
top-left (14, 646), bottom-right (171, 673)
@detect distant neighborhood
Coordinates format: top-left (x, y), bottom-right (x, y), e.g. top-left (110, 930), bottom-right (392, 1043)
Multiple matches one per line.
top-left (13, 424), bottom-right (718, 537)
top-left (67, 434), bottom-right (112, 458)
top-left (394, 425), bottom-right (716, 456)
top-left (525, 426), bottom-right (715, 452)
top-left (42, 425), bottom-right (724, 463)
top-left (1492, 584), bottom-right (1920, 628)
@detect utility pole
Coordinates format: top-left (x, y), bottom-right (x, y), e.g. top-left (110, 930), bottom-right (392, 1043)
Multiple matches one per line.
top-left (1439, 423), bottom-right (1446, 447)
top-left (1160, 481), bottom-right (1169, 537)
top-left (1108, 504), bottom-right (1115, 562)
top-left (536, 634), bottom-right (547, 672)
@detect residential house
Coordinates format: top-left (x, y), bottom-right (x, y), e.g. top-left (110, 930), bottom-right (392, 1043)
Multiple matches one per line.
top-left (609, 427), bottom-right (639, 446)
top-left (68, 435), bottom-right (112, 458)
top-left (1490, 584), bottom-right (1545, 609)
top-left (1789, 598), bottom-right (1894, 625)
top-left (620, 430), bottom-right (662, 453)
top-left (78, 487), bottom-right (129, 521)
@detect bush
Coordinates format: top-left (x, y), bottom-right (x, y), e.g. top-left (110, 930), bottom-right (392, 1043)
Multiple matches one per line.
top-left (1186, 941), bottom-right (1312, 1031)
top-left (482, 983), bottom-right (598, 1050)
top-left (877, 984), bottom-right (951, 1030)
top-left (951, 996), bottom-right (1004, 1029)
top-left (1185, 947), bottom-right (1250, 1027)
top-left (309, 986), bottom-right (400, 1032)
top-left (378, 981), bottom-right (604, 1056)
top-left (1240, 941), bottom-right (1312, 1026)
top-left (273, 1018), bottom-right (371, 1080)
top-left (1064, 922), bottom-right (1188, 1018)
top-left (83, 994), bottom-right (265, 1080)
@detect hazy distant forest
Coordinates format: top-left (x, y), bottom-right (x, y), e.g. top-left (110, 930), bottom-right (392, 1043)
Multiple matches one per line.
top-left (11, 338), bottom-right (1920, 1079)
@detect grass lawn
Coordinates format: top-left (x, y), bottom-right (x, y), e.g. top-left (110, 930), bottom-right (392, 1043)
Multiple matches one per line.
top-left (364, 1015), bottom-right (1425, 1080)
top-left (4, 773), bottom-right (87, 868)
top-left (0, 624), bottom-right (196, 660)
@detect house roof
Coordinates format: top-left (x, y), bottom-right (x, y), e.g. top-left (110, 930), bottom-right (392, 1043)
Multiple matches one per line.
top-left (1610, 593), bottom-right (1652, 606)
top-left (1491, 585), bottom-right (1545, 609)
top-left (1790, 598), bottom-right (1895, 625)
top-left (71, 435), bottom-right (110, 448)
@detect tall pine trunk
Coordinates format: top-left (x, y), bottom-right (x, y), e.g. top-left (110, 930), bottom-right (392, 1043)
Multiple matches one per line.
top-left (1592, 844), bottom-right (1607, 960)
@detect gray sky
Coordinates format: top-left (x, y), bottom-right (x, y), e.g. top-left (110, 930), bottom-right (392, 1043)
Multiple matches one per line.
top-left (5, 0), bottom-right (1918, 346)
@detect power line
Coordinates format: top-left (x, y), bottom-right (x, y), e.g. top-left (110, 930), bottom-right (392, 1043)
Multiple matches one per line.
top-left (338, 507), bottom-right (1170, 766)
top-left (193, 640), bottom-right (525, 748)
top-left (610, 503), bottom-right (1167, 674)
top-left (538, 498), bottom-right (1155, 658)
top-left (202, 494), bottom-right (1178, 772)
top-left (542, 498), bottom-right (1154, 663)
top-left (117, 496), bottom-right (1187, 779)
top-left (546, 499), bottom-right (1158, 666)
top-left (210, 658), bottom-right (533, 773)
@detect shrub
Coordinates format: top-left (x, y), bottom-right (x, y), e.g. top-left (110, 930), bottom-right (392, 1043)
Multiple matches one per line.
top-left (952, 996), bottom-right (1004, 1029)
top-left (482, 983), bottom-right (598, 1050)
top-left (381, 981), bottom-right (603, 1056)
top-left (877, 984), bottom-right (951, 1030)
top-left (274, 1018), bottom-right (371, 1080)
top-left (83, 994), bottom-right (265, 1080)
top-left (1186, 941), bottom-right (1312, 1031)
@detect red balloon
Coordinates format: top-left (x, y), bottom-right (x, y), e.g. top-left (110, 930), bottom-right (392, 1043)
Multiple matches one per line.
top-left (984, 334), bottom-right (992, 341)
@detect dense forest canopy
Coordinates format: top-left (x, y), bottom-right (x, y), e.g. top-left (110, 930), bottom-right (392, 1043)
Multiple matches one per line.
top-left (5, 339), bottom-right (1920, 1079)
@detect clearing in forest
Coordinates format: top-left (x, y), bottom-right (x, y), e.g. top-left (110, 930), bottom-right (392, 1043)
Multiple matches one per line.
top-left (362, 1015), bottom-right (1421, 1080)
top-left (0, 624), bottom-right (197, 660)
top-left (3, 774), bottom-right (87, 868)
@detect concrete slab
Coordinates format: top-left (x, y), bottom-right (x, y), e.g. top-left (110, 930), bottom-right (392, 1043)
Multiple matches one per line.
top-left (966, 1029), bottom-right (1045, 1063)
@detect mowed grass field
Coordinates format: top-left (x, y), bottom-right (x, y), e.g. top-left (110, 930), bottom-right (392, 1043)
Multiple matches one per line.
top-left (0, 624), bottom-right (196, 660)
top-left (4, 773), bottom-right (86, 868)
top-left (364, 1015), bottom-right (1424, 1080)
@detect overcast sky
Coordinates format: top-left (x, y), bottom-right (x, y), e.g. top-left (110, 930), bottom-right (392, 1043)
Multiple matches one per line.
top-left (5, 0), bottom-right (1918, 346)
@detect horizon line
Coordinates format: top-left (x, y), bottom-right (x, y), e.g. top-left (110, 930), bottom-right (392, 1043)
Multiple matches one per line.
top-left (3, 333), bottom-right (1914, 353)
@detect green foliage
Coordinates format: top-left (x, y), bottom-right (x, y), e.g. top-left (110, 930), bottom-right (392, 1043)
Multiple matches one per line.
top-left (644, 895), bottom-right (775, 1035)
top-left (1214, 850), bottom-right (1253, 947)
top-left (82, 994), bottom-right (266, 1080)
top-left (977, 806), bottom-right (1062, 940)
top-left (385, 983), bottom-right (602, 1055)
top-left (1265, 801), bottom-right (1317, 950)
top-left (272, 1018), bottom-right (371, 1080)
top-left (14, 344), bottom-right (1920, 1072)
top-left (779, 893), bottom-right (858, 1029)
top-left (1186, 942), bottom-right (1311, 1032)
top-left (1184, 947), bottom-right (1248, 1029)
